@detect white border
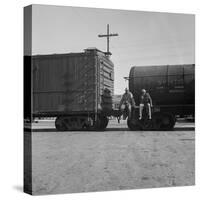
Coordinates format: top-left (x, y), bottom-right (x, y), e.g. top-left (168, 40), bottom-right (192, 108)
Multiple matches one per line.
top-left (0, 0), bottom-right (199, 199)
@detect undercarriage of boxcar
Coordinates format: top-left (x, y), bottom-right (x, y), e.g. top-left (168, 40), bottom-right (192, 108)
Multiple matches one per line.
top-left (54, 113), bottom-right (109, 131)
top-left (32, 109), bottom-right (122, 131)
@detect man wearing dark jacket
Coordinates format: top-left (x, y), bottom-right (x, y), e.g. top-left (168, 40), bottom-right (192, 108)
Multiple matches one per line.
top-left (119, 88), bottom-right (135, 119)
top-left (139, 89), bottom-right (153, 120)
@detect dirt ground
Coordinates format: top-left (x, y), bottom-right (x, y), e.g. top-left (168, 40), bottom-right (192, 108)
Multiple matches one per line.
top-left (30, 120), bottom-right (195, 195)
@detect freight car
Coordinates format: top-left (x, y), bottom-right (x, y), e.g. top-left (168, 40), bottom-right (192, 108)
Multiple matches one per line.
top-left (24, 48), bottom-right (120, 131)
top-left (127, 64), bottom-right (195, 130)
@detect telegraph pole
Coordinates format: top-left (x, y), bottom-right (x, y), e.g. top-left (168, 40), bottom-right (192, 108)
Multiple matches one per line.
top-left (98, 24), bottom-right (118, 55)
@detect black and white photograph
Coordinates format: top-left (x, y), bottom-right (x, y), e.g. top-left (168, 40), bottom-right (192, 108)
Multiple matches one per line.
top-left (24, 4), bottom-right (195, 195)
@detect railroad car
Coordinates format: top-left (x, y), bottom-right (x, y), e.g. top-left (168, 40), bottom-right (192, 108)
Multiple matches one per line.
top-left (127, 64), bottom-right (195, 130)
top-left (24, 48), bottom-right (115, 131)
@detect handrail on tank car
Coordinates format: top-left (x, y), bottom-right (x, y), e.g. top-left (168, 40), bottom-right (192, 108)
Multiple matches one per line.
top-left (124, 77), bottom-right (130, 80)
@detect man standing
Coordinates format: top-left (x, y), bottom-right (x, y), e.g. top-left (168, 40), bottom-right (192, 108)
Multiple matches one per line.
top-left (139, 89), bottom-right (153, 120)
top-left (119, 88), bottom-right (135, 119)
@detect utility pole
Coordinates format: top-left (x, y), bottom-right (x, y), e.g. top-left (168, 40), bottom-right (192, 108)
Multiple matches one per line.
top-left (98, 24), bottom-right (118, 55)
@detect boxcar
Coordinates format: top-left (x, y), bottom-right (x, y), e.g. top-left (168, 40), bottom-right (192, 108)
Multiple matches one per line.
top-left (24, 48), bottom-right (114, 131)
top-left (127, 64), bottom-right (195, 130)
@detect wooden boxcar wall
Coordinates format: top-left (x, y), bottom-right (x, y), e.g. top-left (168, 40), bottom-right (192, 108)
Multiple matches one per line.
top-left (32, 49), bottom-right (114, 116)
top-left (97, 52), bottom-right (114, 111)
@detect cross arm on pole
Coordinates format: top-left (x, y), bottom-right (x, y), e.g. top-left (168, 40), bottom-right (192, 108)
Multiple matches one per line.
top-left (109, 33), bottom-right (119, 37)
top-left (98, 24), bottom-right (118, 55)
top-left (98, 33), bottom-right (118, 37)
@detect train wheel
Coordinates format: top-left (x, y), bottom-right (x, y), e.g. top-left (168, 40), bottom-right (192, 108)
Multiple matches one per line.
top-left (55, 117), bottom-right (68, 131)
top-left (142, 119), bottom-right (153, 130)
top-left (160, 113), bottom-right (175, 130)
top-left (67, 117), bottom-right (87, 130)
top-left (127, 118), bottom-right (141, 131)
top-left (94, 116), bottom-right (109, 131)
top-left (103, 117), bottom-right (109, 128)
top-left (152, 113), bottom-right (162, 130)
top-left (55, 116), bottom-right (90, 131)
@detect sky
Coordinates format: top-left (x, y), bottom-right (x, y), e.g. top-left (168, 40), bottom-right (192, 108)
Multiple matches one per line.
top-left (31, 4), bottom-right (195, 94)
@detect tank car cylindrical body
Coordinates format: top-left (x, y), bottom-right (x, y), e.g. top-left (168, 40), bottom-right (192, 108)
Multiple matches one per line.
top-left (127, 64), bottom-right (194, 130)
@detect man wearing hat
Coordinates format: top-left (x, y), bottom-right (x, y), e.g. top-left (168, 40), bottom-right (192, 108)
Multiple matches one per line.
top-left (139, 89), bottom-right (153, 120)
top-left (119, 88), bottom-right (135, 119)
